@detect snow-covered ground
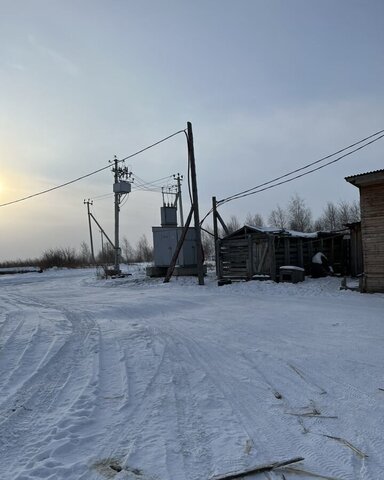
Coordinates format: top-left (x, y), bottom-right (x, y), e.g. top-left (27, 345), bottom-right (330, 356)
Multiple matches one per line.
top-left (0, 266), bottom-right (383, 480)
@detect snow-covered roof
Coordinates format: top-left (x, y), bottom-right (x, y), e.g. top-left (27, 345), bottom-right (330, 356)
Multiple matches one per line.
top-left (229, 224), bottom-right (319, 239)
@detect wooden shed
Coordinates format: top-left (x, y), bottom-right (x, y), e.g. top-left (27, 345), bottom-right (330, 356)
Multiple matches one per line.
top-left (346, 221), bottom-right (363, 277)
top-left (345, 169), bottom-right (384, 293)
top-left (217, 226), bottom-right (348, 282)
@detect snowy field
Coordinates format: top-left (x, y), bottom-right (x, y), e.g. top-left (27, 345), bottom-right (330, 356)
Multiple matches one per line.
top-left (0, 266), bottom-right (383, 480)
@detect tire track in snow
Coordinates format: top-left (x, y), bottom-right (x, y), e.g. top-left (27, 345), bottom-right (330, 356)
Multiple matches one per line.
top-left (165, 327), bottom-right (364, 480)
top-left (240, 348), bottom-right (363, 479)
top-left (96, 323), bottom-right (231, 480)
top-left (153, 327), bottom-right (280, 477)
top-left (102, 324), bottom-right (174, 477)
top-left (0, 308), bottom-right (99, 478)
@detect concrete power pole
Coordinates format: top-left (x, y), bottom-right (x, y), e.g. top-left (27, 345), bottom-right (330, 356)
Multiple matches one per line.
top-left (111, 156), bottom-right (132, 274)
top-left (84, 199), bottom-right (95, 264)
top-left (173, 173), bottom-right (184, 227)
top-left (113, 156), bottom-right (120, 273)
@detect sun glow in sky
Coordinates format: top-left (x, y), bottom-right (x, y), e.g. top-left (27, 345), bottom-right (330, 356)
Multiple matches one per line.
top-left (1, 0), bottom-right (384, 261)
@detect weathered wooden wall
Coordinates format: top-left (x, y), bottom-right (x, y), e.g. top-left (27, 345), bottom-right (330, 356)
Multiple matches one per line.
top-left (360, 184), bottom-right (384, 292)
top-left (218, 230), bottom-right (348, 281)
top-left (348, 223), bottom-right (363, 277)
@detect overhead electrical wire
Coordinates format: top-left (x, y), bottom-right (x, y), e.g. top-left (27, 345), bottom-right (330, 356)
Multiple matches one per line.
top-left (0, 129), bottom-right (185, 208)
top-left (199, 128), bottom-right (384, 226)
top-left (132, 174), bottom-right (175, 193)
top-left (92, 192), bottom-right (114, 200)
top-left (219, 132), bottom-right (384, 204)
top-left (218, 128), bottom-right (384, 206)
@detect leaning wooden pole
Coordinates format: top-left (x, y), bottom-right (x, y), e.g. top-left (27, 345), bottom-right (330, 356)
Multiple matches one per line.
top-left (163, 207), bottom-right (194, 283)
top-left (187, 121), bottom-right (205, 285)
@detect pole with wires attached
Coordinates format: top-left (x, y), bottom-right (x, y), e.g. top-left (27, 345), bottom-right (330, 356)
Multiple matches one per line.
top-left (187, 121), bottom-right (205, 285)
top-left (163, 122), bottom-right (205, 285)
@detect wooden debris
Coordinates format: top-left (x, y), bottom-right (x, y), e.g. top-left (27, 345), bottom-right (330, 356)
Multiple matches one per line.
top-left (281, 466), bottom-right (343, 479)
top-left (323, 434), bottom-right (368, 458)
top-left (286, 402), bottom-right (337, 419)
top-left (210, 457), bottom-right (304, 480)
top-left (287, 412), bottom-right (337, 419)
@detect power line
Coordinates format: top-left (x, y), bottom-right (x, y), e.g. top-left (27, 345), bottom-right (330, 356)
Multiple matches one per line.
top-left (132, 174), bottom-right (174, 192)
top-left (0, 129), bottom-right (185, 208)
top-left (119, 130), bottom-right (185, 162)
top-left (92, 192), bottom-right (114, 200)
top-left (199, 128), bottom-right (384, 226)
top-left (221, 133), bottom-right (384, 204)
top-left (218, 129), bottom-right (384, 206)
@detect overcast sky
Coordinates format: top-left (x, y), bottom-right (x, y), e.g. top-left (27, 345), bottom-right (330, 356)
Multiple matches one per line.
top-left (1, 0), bottom-right (383, 261)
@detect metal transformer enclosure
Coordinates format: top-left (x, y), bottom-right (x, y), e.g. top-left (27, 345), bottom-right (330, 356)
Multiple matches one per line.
top-left (152, 227), bottom-right (197, 267)
top-left (160, 206), bottom-right (177, 227)
top-left (113, 181), bottom-right (131, 194)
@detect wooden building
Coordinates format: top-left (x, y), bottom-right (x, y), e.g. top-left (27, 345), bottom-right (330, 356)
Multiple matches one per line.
top-left (346, 169), bottom-right (384, 293)
top-left (346, 222), bottom-right (363, 277)
top-left (217, 226), bottom-right (348, 282)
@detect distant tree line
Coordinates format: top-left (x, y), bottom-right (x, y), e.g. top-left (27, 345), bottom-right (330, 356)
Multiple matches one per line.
top-left (201, 194), bottom-right (360, 259)
top-left (1, 195), bottom-right (360, 268)
top-left (0, 234), bottom-right (154, 269)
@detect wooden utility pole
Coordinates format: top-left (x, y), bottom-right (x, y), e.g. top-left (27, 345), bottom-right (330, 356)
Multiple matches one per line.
top-left (187, 121), bottom-right (204, 285)
top-left (163, 122), bottom-right (204, 285)
top-left (212, 196), bottom-right (219, 276)
top-left (84, 199), bottom-right (95, 264)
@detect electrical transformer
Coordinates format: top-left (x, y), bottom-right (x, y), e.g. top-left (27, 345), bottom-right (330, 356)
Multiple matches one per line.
top-left (152, 226), bottom-right (197, 267)
top-left (113, 181), bottom-right (131, 194)
top-left (149, 205), bottom-right (197, 271)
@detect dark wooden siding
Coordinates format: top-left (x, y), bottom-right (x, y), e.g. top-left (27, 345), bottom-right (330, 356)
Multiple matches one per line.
top-left (218, 229), bottom-right (348, 281)
top-left (360, 184), bottom-right (384, 292)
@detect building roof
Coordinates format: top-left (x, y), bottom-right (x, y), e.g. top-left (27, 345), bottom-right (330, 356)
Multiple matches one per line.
top-left (225, 224), bottom-right (344, 240)
top-left (345, 169), bottom-right (384, 187)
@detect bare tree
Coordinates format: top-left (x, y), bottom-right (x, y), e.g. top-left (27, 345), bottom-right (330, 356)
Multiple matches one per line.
top-left (245, 212), bottom-right (264, 227)
top-left (313, 217), bottom-right (325, 231)
top-left (287, 194), bottom-right (312, 232)
top-left (318, 202), bottom-right (339, 230)
top-left (121, 236), bottom-right (134, 263)
top-left (226, 215), bottom-right (241, 234)
top-left (338, 199), bottom-right (360, 225)
top-left (79, 241), bottom-right (92, 264)
top-left (40, 247), bottom-right (78, 269)
top-left (349, 200), bottom-right (360, 222)
top-left (315, 200), bottom-right (360, 231)
top-left (96, 243), bottom-right (114, 264)
top-left (135, 234), bottom-right (153, 262)
top-left (268, 205), bottom-right (288, 229)
top-left (201, 226), bottom-right (215, 260)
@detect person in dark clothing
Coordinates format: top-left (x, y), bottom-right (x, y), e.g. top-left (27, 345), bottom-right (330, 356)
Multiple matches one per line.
top-left (311, 251), bottom-right (332, 278)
